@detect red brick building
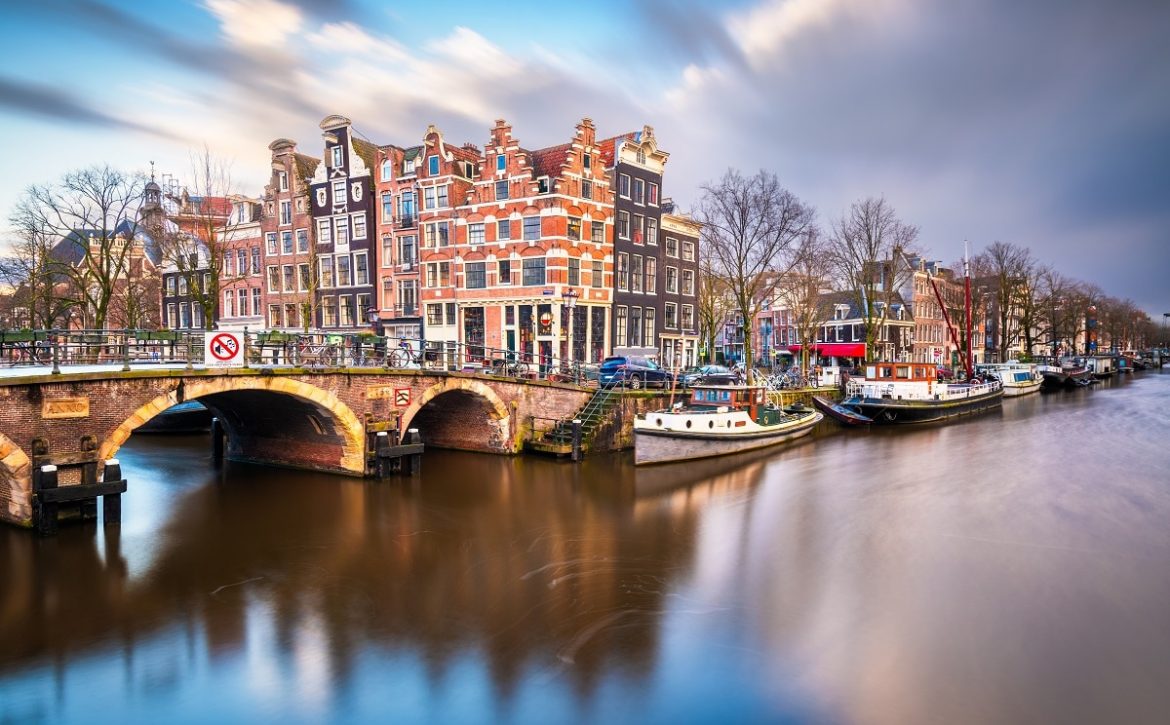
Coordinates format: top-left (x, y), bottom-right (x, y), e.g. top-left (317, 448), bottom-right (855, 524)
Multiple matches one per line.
top-left (259, 138), bottom-right (320, 332)
top-left (216, 195), bottom-right (263, 332)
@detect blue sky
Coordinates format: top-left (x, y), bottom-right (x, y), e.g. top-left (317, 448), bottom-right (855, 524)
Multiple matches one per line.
top-left (2, 0), bottom-right (1168, 315)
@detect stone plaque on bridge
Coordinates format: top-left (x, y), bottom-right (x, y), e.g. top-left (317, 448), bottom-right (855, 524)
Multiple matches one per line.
top-left (43, 397), bottom-right (90, 419)
top-left (367, 385), bottom-right (394, 400)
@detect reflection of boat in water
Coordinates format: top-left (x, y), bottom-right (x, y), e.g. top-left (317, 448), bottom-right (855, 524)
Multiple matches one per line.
top-left (977, 362), bottom-right (1042, 397)
top-left (633, 385), bottom-right (822, 465)
top-left (841, 362), bottom-right (1002, 424)
top-left (632, 446), bottom-right (779, 499)
top-left (135, 401), bottom-right (212, 434)
top-left (812, 395), bottom-right (872, 425)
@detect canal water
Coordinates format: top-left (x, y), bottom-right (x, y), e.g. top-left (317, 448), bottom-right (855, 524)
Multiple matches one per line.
top-left (2, 372), bottom-right (1169, 724)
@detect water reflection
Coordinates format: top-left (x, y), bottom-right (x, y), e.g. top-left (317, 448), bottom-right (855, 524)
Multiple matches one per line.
top-left (2, 372), bottom-right (1169, 723)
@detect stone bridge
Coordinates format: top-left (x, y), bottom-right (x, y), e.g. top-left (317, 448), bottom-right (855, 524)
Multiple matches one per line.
top-left (0, 367), bottom-right (591, 527)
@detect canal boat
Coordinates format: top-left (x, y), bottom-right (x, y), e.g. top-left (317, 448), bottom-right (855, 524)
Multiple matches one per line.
top-left (840, 362), bottom-right (1003, 424)
top-left (977, 362), bottom-right (1042, 397)
top-left (1037, 359), bottom-right (1093, 389)
top-left (812, 394), bottom-right (873, 425)
top-left (1085, 354), bottom-right (1116, 378)
top-left (633, 385), bottom-right (822, 465)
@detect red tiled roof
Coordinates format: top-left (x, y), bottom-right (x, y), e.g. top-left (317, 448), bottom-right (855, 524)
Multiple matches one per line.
top-left (529, 143), bottom-right (571, 179)
top-left (597, 132), bottom-right (637, 167)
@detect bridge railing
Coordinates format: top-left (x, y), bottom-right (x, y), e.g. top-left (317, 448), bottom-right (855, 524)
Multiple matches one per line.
top-left (0, 329), bottom-right (603, 386)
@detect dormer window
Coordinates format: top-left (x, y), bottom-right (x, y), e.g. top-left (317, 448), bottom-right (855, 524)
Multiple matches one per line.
top-left (496, 154), bottom-right (506, 172)
top-left (427, 155), bottom-right (439, 175)
top-left (277, 171), bottom-right (288, 192)
top-left (331, 146), bottom-right (343, 168)
top-left (583, 153), bottom-right (592, 171)
top-left (380, 159), bottom-right (392, 181)
top-left (636, 149), bottom-right (646, 165)
top-left (537, 176), bottom-right (550, 194)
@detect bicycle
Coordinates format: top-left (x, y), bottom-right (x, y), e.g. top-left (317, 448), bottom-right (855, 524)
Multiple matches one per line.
top-left (488, 357), bottom-right (530, 378)
top-left (388, 343), bottom-right (424, 369)
top-left (295, 336), bottom-right (339, 366)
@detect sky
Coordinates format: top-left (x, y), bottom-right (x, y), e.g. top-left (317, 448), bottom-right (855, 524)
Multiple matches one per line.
top-left (2, 0), bottom-right (1168, 316)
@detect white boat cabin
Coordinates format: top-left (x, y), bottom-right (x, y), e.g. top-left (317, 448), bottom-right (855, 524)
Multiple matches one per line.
top-left (849, 362), bottom-right (995, 402)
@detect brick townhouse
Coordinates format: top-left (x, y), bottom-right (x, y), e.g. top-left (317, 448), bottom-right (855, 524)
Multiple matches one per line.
top-left (216, 195), bottom-right (263, 332)
top-left (259, 138), bottom-right (320, 332)
top-left (373, 143), bottom-right (423, 339)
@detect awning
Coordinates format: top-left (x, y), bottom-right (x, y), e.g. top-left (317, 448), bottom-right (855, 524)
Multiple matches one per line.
top-left (788, 343), bottom-right (866, 357)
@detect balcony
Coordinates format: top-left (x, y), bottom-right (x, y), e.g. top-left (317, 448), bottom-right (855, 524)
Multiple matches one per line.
top-left (397, 215), bottom-right (416, 230)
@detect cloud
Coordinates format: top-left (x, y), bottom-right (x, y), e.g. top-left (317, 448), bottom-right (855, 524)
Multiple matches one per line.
top-left (0, 75), bottom-right (182, 141)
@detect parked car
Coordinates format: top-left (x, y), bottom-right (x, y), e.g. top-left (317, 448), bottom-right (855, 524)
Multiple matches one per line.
top-left (681, 364), bottom-right (739, 387)
top-left (598, 356), bottom-right (673, 389)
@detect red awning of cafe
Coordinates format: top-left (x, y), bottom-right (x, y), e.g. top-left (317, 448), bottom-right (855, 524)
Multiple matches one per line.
top-left (787, 343), bottom-right (866, 357)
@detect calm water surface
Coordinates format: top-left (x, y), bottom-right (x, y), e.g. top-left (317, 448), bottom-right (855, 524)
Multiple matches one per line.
top-left (2, 372), bottom-right (1169, 724)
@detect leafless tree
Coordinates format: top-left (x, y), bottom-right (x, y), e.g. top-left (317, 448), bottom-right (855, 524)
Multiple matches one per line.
top-left (10, 165), bottom-right (145, 330)
top-left (775, 228), bottom-right (833, 380)
top-left (970, 241), bottom-right (1038, 361)
top-left (0, 224), bottom-right (69, 328)
top-left (694, 170), bottom-right (814, 380)
top-left (695, 257), bottom-right (733, 364)
top-left (827, 197), bottom-right (919, 362)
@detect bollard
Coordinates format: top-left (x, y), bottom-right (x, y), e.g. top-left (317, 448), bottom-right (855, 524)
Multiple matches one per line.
top-left (36, 464), bottom-right (59, 536)
top-left (51, 330), bottom-right (61, 375)
top-left (375, 431), bottom-right (391, 478)
top-left (405, 428), bottom-right (421, 475)
top-left (571, 418), bottom-right (583, 462)
top-left (103, 458), bottom-right (122, 525)
top-left (211, 417), bottom-right (224, 466)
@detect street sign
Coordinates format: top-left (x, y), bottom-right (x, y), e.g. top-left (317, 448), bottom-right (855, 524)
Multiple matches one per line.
top-left (394, 388), bottom-right (411, 407)
top-left (205, 332), bottom-right (244, 367)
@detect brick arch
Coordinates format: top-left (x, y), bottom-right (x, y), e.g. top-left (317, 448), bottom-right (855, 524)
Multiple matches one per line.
top-left (0, 433), bottom-right (34, 524)
top-left (97, 377), bottom-right (367, 474)
top-left (399, 378), bottom-right (514, 452)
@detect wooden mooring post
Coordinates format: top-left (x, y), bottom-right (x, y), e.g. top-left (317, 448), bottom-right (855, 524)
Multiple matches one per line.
top-left (368, 427), bottom-right (424, 478)
top-left (31, 439), bottom-right (128, 536)
top-left (211, 417), bottom-right (224, 466)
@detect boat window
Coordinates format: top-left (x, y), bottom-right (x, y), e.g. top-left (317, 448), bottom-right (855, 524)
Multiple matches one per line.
top-left (896, 365), bottom-right (911, 379)
top-left (878, 366), bottom-right (894, 379)
top-left (720, 391), bottom-right (731, 402)
top-left (866, 365), bottom-right (876, 379)
top-left (705, 390), bottom-right (717, 402)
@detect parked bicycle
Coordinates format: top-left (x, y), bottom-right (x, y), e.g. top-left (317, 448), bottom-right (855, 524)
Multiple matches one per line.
top-left (295, 335), bottom-right (339, 366)
top-left (488, 356), bottom-right (530, 378)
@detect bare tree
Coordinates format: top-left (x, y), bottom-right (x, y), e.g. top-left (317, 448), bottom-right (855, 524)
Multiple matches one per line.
top-left (827, 197), bottom-right (919, 362)
top-left (154, 148), bottom-right (235, 330)
top-left (0, 223), bottom-right (69, 328)
top-left (695, 257), bottom-right (732, 364)
top-left (11, 165), bottom-right (145, 330)
top-left (970, 241), bottom-right (1037, 361)
top-left (776, 228), bottom-right (833, 380)
top-left (694, 170), bottom-right (814, 381)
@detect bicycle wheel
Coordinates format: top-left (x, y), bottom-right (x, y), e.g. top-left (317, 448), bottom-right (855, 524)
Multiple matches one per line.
top-left (513, 361), bottom-right (529, 377)
top-left (323, 346), bottom-right (338, 366)
top-left (388, 349), bottom-right (410, 368)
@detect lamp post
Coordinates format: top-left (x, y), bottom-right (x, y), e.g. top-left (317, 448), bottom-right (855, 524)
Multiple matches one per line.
top-left (561, 288), bottom-right (579, 366)
top-left (1163, 313), bottom-right (1169, 354)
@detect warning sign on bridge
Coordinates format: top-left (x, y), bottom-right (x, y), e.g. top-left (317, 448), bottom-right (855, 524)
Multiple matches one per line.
top-left (205, 332), bottom-right (244, 367)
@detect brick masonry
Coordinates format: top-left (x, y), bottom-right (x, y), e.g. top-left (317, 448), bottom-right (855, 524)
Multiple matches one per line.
top-left (0, 369), bottom-right (590, 527)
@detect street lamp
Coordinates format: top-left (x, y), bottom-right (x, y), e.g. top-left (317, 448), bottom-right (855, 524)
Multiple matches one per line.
top-left (1163, 312), bottom-right (1169, 353)
top-left (561, 288), bottom-right (579, 364)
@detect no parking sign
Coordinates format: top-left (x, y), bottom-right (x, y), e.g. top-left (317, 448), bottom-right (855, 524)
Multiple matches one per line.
top-left (205, 332), bottom-right (244, 367)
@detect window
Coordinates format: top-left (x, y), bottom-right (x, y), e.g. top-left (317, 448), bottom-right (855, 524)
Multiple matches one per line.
top-left (495, 180), bottom-right (509, 200)
top-left (335, 217), bottom-right (350, 246)
top-left (319, 257), bottom-right (335, 288)
top-left (282, 230), bottom-right (293, 254)
top-left (645, 308), bottom-right (656, 344)
top-left (615, 306), bottom-right (628, 347)
top-left (352, 213), bottom-right (366, 240)
top-left (355, 252), bottom-right (369, 285)
top-left (316, 219), bottom-right (331, 246)
top-left (682, 240), bottom-right (695, 261)
top-left (682, 269), bottom-right (695, 296)
top-left (666, 236), bottom-right (678, 258)
top-left (424, 186), bottom-right (436, 210)
top-left (567, 217), bottom-right (581, 241)
top-left (424, 221), bottom-right (449, 248)
top-left (581, 180), bottom-right (592, 200)
top-left (296, 198), bottom-right (304, 213)
top-left (381, 277), bottom-right (393, 309)
top-left (646, 218), bottom-right (658, 245)
top-left (445, 303), bottom-right (456, 326)
top-left (618, 211), bottom-right (630, 239)
top-left (633, 178), bottom-right (645, 205)
top-left (224, 290), bottom-right (235, 317)
top-left (400, 235), bottom-right (416, 266)
top-left (252, 288), bottom-right (261, 316)
top-left (223, 252), bottom-right (234, 277)
top-left (591, 221), bottom-right (605, 243)
top-left (319, 296), bottom-right (336, 326)
top-left (437, 185), bottom-right (448, 208)
top-left (523, 215), bottom-right (541, 241)
top-left (498, 259), bottom-right (512, 285)
top-left (568, 258), bottom-right (580, 286)
top-left (466, 262), bottom-right (486, 289)
top-left (267, 266), bottom-right (279, 292)
top-left (399, 280), bottom-right (416, 313)
top-left (381, 192), bottom-right (393, 223)
top-left (251, 247), bottom-right (261, 274)
top-left (337, 255), bottom-right (352, 286)
top-left (633, 214), bottom-right (644, 243)
top-left (619, 173), bottom-right (630, 198)
top-left (233, 250), bottom-right (243, 277)
top-left (497, 218), bottom-right (511, 240)
top-left (380, 159), bottom-right (392, 181)
top-left (666, 266), bottom-right (678, 293)
top-left (537, 176), bottom-right (550, 194)
top-left (299, 263), bottom-right (310, 291)
top-left (632, 254), bottom-right (644, 293)
top-left (331, 179), bottom-right (345, 204)
top-left (617, 252), bottom-right (630, 291)
top-left (592, 260), bottom-right (603, 288)
top-left (267, 304), bottom-right (280, 328)
top-left (629, 307), bottom-right (642, 346)
top-left (283, 265), bottom-right (295, 292)
top-left (266, 232), bottom-right (278, 255)
top-left (180, 303), bottom-right (191, 329)
top-left (278, 171), bottom-right (288, 191)
top-left (469, 223), bottom-right (485, 245)
top-left (665, 302), bottom-right (678, 329)
top-left (583, 153), bottom-right (592, 170)
top-left (279, 200), bottom-right (291, 225)
top-left (648, 182), bottom-right (659, 205)
top-left (427, 155), bottom-right (439, 175)
top-left (682, 304), bottom-right (694, 329)
top-left (336, 295), bottom-right (352, 326)
top-left (382, 235), bottom-right (394, 267)
top-left (399, 191), bottom-right (415, 221)
top-left (357, 293), bottom-right (371, 323)
top-left (331, 146), bottom-right (343, 168)
top-left (426, 303), bottom-right (443, 326)
top-left (165, 276), bottom-right (176, 296)
top-left (496, 154), bottom-right (506, 172)
top-left (522, 257), bottom-right (546, 286)
top-left (645, 257), bottom-right (657, 292)
top-left (425, 262), bottom-right (450, 287)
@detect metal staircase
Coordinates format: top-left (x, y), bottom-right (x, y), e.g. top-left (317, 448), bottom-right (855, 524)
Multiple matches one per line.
top-left (544, 388), bottom-right (621, 449)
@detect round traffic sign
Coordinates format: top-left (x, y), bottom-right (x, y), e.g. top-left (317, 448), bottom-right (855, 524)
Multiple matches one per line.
top-left (209, 333), bottom-right (240, 361)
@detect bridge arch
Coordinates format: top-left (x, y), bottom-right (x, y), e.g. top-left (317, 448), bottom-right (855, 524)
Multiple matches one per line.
top-left (400, 378), bottom-right (514, 453)
top-left (99, 377), bottom-right (367, 475)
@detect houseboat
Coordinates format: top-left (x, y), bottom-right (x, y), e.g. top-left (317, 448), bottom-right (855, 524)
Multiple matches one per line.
top-left (1037, 358), bottom-right (1093, 389)
top-left (1085, 354), bottom-right (1116, 378)
top-left (633, 385), bottom-right (822, 465)
top-left (977, 362), bottom-right (1042, 397)
top-left (840, 362), bottom-right (1003, 424)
